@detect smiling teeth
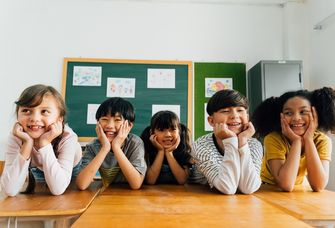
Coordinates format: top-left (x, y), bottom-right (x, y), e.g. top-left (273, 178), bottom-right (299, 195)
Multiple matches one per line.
top-left (29, 126), bottom-right (43, 130)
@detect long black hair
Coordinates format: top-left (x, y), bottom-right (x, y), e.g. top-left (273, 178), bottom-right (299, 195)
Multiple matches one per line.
top-left (140, 111), bottom-right (192, 167)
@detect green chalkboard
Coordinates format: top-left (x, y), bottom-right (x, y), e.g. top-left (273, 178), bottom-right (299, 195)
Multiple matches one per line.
top-left (62, 58), bottom-right (192, 142)
top-left (194, 62), bottom-right (246, 140)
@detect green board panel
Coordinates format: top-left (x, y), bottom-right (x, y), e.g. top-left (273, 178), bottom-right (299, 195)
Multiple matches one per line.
top-left (194, 62), bottom-right (246, 140)
top-left (62, 58), bottom-right (192, 142)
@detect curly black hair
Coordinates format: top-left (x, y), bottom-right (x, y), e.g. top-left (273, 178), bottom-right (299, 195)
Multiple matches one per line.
top-left (252, 87), bottom-right (335, 138)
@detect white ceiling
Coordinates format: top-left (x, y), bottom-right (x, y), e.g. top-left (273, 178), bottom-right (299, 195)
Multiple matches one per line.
top-left (112, 0), bottom-right (305, 5)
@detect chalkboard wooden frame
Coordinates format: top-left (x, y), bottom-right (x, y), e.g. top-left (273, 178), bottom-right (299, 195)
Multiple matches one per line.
top-left (62, 58), bottom-right (192, 142)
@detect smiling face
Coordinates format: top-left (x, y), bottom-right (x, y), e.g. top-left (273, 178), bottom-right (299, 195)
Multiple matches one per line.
top-left (98, 113), bottom-right (124, 142)
top-left (17, 95), bottom-right (62, 139)
top-left (282, 96), bottom-right (311, 136)
top-left (208, 106), bottom-right (248, 134)
top-left (153, 125), bottom-right (180, 149)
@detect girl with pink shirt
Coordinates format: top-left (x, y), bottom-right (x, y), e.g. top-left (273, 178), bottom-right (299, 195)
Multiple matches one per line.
top-left (1, 84), bottom-right (82, 196)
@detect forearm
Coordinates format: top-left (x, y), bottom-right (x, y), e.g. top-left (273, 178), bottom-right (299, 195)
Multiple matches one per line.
top-left (305, 139), bottom-right (328, 191)
top-left (146, 151), bottom-right (164, 185)
top-left (114, 148), bottom-right (144, 189)
top-left (238, 144), bottom-right (261, 194)
top-left (213, 137), bottom-right (240, 194)
top-left (275, 141), bottom-right (301, 191)
top-left (165, 152), bottom-right (188, 185)
top-left (1, 154), bottom-right (30, 196)
top-left (76, 148), bottom-right (109, 190)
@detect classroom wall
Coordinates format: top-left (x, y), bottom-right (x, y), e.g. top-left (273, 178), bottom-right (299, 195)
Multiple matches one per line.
top-left (0, 0), bottom-right (295, 160)
top-left (306, 0), bottom-right (335, 190)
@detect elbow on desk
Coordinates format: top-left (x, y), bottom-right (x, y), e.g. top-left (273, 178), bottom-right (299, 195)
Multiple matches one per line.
top-left (4, 188), bottom-right (20, 197)
top-left (214, 184), bottom-right (237, 195)
top-left (49, 186), bottom-right (66, 196)
top-left (277, 182), bottom-right (295, 192)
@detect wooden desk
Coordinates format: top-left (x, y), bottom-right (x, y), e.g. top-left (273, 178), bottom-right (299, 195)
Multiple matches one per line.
top-left (72, 184), bottom-right (310, 227)
top-left (0, 181), bottom-right (101, 228)
top-left (254, 184), bottom-right (335, 227)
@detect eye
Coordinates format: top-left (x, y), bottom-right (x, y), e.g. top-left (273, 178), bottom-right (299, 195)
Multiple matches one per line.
top-left (220, 109), bottom-right (230, 113)
top-left (100, 117), bottom-right (108, 122)
top-left (42, 109), bottom-right (50, 115)
top-left (283, 111), bottom-right (292, 116)
top-left (20, 108), bottom-right (30, 114)
top-left (301, 110), bottom-right (310, 115)
top-left (115, 117), bottom-right (123, 122)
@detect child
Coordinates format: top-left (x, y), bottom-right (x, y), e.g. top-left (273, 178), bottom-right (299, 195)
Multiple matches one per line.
top-left (140, 110), bottom-right (193, 185)
top-left (76, 97), bottom-right (146, 190)
top-left (252, 87), bottom-right (335, 192)
top-left (192, 89), bottom-right (263, 194)
top-left (0, 84), bottom-right (82, 196)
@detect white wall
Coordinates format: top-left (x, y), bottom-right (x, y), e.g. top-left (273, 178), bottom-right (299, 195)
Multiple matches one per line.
top-left (0, 0), bottom-right (288, 160)
top-left (306, 0), bottom-right (335, 190)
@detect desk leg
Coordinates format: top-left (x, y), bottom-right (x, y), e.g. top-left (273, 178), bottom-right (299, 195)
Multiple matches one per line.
top-left (5, 217), bottom-right (17, 228)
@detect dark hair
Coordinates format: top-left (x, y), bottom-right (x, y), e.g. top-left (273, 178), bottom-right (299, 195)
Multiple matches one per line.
top-left (252, 87), bottom-right (335, 138)
top-left (207, 89), bottom-right (248, 116)
top-left (15, 84), bottom-right (67, 194)
top-left (140, 111), bottom-right (192, 168)
top-left (95, 97), bottom-right (135, 122)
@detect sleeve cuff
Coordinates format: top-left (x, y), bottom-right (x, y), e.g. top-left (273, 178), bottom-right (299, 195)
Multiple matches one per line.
top-left (222, 136), bottom-right (238, 148)
top-left (238, 143), bottom-right (249, 155)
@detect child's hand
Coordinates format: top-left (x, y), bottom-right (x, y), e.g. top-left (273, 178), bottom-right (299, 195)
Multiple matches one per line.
top-left (303, 107), bottom-right (318, 140)
top-left (213, 122), bottom-right (236, 140)
top-left (12, 122), bottom-right (33, 144)
top-left (38, 120), bottom-right (63, 148)
top-left (96, 123), bottom-right (111, 151)
top-left (149, 134), bottom-right (164, 151)
top-left (165, 135), bottom-right (180, 154)
top-left (112, 120), bottom-right (133, 150)
top-left (238, 122), bottom-right (255, 147)
top-left (281, 113), bottom-right (301, 143)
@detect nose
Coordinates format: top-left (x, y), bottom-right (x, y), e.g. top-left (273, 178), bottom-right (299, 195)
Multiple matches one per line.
top-left (292, 112), bottom-right (302, 121)
top-left (105, 120), bottom-right (116, 129)
top-left (230, 109), bottom-right (239, 119)
top-left (30, 111), bottom-right (41, 122)
top-left (164, 130), bottom-right (172, 137)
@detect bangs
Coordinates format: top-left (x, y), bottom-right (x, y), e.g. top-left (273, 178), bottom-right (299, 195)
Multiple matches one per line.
top-left (151, 111), bottom-right (180, 131)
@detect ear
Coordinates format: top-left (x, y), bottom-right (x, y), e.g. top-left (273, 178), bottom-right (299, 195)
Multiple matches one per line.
top-left (58, 116), bottom-right (64, 123)
top-left (207, 116), bottom-right (215, 127)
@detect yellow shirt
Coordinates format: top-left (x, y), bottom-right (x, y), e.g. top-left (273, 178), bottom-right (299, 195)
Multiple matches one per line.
top-left (261, 131), bottom-right (331, 185)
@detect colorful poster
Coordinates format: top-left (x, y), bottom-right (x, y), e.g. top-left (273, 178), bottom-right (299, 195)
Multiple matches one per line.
top-left (106, 77), bottom-right (136, 98)
top-left (205, 77), bottom-right (233, 97)
top-left (73, 66), bottom-right (102, 86)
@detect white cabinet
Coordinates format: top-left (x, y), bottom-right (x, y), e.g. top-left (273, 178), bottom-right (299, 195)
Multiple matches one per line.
top-left (247, 60), bottom-right (303, 114)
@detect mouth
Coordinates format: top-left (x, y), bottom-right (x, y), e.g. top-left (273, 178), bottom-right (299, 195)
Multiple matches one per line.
top-left (27, 125), bottom-right (45, 131)
top-left (227, 122), bottom-right (241, 128)
top-left (290, 123), bottom-right (305, 128)
top-left (105, 131), bottom-right (116, 137)
top-left (162, 139), bottom-right (174, 146)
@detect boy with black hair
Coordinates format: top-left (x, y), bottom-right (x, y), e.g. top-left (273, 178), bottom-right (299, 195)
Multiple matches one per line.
top-left (76, 97), bottom-right (147, 190)
top-left (191, 89), bottom-right (263, 194)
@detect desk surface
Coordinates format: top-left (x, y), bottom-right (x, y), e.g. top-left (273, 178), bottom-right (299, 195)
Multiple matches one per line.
top-left (0, 181), bottom-right (101, 217)
top-left (255, 184), bottom-right (335, 221)
top-left (72, 184), bottom-right (310, 227)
